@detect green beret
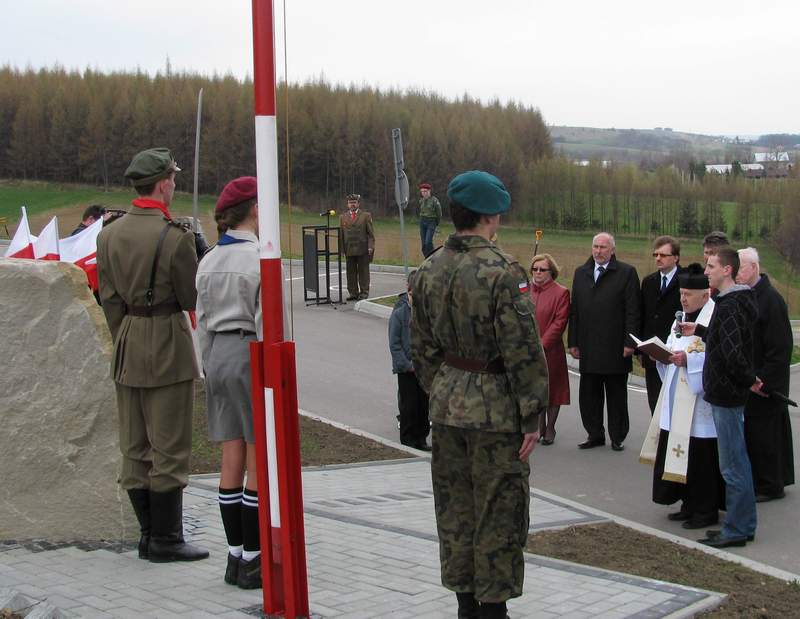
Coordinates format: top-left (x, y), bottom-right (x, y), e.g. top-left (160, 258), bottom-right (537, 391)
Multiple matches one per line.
top-left (124, 148), bottom-right (181, 186)
top-left (447, 170), bottom-right (510, 215)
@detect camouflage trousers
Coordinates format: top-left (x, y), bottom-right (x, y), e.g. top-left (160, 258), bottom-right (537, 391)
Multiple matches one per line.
top-left (431, 423), bottom-right (531, 603)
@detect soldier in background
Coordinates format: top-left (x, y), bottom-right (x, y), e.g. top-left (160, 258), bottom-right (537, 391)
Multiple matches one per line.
top-left (411, 170), bottom-right (548, 619)
top-left (339, 193), bottom-right (375, 300)
top-left (96, 147), bottom-right (208, 564)
top-left (418, 182), bottom-right (442, 257)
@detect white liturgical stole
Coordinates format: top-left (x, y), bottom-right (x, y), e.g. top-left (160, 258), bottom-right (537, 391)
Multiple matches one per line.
top-left (639, 298), bottom-right (715, 483)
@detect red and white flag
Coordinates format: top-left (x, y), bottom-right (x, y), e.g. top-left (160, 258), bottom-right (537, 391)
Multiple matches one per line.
top-left (60, 217), bottom-right (102, 291)
top-left (4, 206), bottom-right (37, 259)
top-left (33, 216), bottom-right (60, 261)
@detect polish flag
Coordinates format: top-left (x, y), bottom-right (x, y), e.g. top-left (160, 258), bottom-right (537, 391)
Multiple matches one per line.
top-left (60, 217), bottom-right (102, 291)
top-left (33, 217), bottom-right (60, 261)
top-left (3, 206), bottom-right (37, 259)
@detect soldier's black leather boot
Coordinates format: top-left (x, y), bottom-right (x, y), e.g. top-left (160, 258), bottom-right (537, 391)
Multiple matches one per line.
top-left (480, 601), bottom-right (508, 619)
top-left (148, 489), bottom-right (210, 562)
top-left (126, 488), bottom-right (151, 559)
top-left (456, 592), bottom-right (480, 618)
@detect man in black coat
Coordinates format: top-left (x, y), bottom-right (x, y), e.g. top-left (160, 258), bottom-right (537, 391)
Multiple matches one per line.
top-left (569, 232), bottom-right (641, 451)
top-left (736, 247), bottom-right (795, 502)
top-left (640, 236), bottom-right (685, 414)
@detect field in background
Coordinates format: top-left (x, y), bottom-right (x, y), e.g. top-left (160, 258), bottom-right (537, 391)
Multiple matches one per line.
top-left (2, 180), bottom-right (797, 315)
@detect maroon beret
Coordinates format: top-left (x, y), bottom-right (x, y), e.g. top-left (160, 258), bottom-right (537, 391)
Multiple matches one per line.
top-left (419, 182), bottom-right (432, 190)
top-left (216, 176), bottom-right (258, 213)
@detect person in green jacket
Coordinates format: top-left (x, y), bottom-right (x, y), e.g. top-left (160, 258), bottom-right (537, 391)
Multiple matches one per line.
top-left (418, 182), bottom-right (442, 257)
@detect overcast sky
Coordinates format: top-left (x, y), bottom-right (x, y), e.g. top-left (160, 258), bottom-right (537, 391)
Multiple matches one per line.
top-left (2, 0), bottom-right (797, 136)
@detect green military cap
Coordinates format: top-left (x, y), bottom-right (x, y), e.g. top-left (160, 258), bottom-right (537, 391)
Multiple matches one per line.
top-left (447, 170), bottom-right (510, 215)
top-left (124, 147), bottom-right (181, 186)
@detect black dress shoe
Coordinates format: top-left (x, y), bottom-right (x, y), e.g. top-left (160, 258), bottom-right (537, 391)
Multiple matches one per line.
top-left (706, 529), bottom-right (755, 542)
top-left (346, 294), bottom-right (359, 301)
top-left (682, 515), bottom-right (718, 529)
top-left (667, 509), bottom-right (692, 522)
top-left (414, 442), bottom-right (432, 452)
top-left (578, 438), bottom-right (605, 449)
top-left (611, 442), bottom-right (624, 451)
top-left (541, 438), bottom-right (554, 446)
top-left (755, 491), bottom-right (785, 503)
top-left (699, 535), bottom-right (747, 548)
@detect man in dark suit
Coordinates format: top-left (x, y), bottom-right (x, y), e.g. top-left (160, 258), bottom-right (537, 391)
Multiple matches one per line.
top-left (737, 247), bottom-right (795, 502)
top-left (640, 235), bottom-right (684, 414)
top-left (568, 232), bottom-right (641, 451)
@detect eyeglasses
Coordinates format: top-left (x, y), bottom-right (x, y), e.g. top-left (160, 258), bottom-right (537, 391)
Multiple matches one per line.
top-left (652, 252), bottom-right (674, 258)
top-left (531, 267), bottom-right (551, 273)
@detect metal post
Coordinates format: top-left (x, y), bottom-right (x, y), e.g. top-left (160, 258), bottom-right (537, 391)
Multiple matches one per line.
top-left (192, 88), bottom-right (203, 233)
top-left (391, 128), bottom-right (410, 276)
top-left (251, 1), bottom-right (310, 616)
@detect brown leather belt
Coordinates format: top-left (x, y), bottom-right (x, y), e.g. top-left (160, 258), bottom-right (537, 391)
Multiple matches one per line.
top-left (444, 353), bottom-right (505, 374)
top-left (125, 301), bottom-right (182, 317)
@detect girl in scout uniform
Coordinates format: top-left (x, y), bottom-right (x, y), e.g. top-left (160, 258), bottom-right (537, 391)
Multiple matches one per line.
top-left (196, 177), bottom-right (263, 589)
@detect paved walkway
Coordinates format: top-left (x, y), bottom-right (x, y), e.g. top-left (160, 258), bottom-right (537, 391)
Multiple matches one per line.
top-left (0, 458), bottom-right (724, 618)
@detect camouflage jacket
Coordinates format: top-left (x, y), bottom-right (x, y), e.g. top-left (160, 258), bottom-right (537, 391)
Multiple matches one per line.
top-left (419, 196), bottom-right (442, 222)
top-left (410, 234), bottom-right (548, 433)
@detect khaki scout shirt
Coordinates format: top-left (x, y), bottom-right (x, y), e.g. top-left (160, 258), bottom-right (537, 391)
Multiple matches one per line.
top-left (339, 209), bottom-right (375, 257)
top-left (97, 205), bottom-right (200, 388)
top-left (411, 234), bottom-right (548, 433)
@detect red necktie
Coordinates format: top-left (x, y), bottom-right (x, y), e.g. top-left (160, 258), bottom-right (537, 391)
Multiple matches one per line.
top-left (351, 211), bottom-right (356, 222)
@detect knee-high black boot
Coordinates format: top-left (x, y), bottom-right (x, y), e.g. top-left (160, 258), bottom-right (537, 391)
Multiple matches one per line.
top-left (127, 489), bottom-right (150, 559)
top-left (148, 488), bottom-right (209, 563)
top-left (456, 592), bottom-right (480, 619)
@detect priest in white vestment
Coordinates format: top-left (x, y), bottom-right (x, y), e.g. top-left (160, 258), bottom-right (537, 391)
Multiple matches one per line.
top-left (651, 264), bottom-right (726, 530)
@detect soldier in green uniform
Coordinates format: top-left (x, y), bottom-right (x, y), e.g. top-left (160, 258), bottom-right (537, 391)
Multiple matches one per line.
top-left (96, 147), bottom-right (209, 563)
top-left (339, 193), bottom-right (375, 300)
top-left (411, 170), bottom-right (548, 619)
top-left (418, 182), bottom-right (442, 257)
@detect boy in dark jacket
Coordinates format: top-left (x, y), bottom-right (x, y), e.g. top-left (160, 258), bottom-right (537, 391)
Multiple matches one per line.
top-left (388, 271), bottom-right (430, 450)
top-left (680, 247), bottom-right (762, 548)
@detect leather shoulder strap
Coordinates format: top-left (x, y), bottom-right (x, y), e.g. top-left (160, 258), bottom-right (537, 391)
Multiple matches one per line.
top-left (146, 223), bottom-right (172, 307)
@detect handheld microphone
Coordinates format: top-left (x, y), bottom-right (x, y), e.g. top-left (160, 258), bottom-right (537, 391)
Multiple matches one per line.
top-left (674, 310), bottom-right (684, 338)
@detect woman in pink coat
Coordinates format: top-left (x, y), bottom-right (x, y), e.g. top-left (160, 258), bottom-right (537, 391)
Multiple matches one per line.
top-left (529, 253), bottom-right (571, 444)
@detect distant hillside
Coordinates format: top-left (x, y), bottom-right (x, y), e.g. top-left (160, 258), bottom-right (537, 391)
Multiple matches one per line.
top-left (549, 126), bottom-right (757, 163)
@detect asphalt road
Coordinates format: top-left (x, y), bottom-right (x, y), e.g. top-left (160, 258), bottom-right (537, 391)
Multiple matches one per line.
top-left (287, 265), bottom-right (800, 577)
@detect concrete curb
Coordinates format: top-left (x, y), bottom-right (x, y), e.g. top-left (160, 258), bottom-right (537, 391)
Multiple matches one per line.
top-left (531, 486), bottom-right (800, 584)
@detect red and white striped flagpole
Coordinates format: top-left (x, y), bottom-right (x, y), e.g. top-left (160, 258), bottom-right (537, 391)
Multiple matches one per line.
top-left (250, 1), bottom-right (309, 616)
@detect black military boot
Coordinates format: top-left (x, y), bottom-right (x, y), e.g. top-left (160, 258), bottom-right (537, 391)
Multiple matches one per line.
top-left (456, 592), bottom-right (480, 619)
top-left (126, 488), bottom-right (151, 559)
top-left (148, 489), bottom-right (210, 563)
top-left (480, 601), bottom-right (508, 619)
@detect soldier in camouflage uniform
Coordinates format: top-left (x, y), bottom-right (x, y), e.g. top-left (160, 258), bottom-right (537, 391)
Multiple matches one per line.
top-left (411, 170), bottom-right (549, 619)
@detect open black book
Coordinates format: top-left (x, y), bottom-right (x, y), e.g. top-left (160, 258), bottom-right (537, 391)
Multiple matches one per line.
top-left (630, 333), bottom-right (673, 364)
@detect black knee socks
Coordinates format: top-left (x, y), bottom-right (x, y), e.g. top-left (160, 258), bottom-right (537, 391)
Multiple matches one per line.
top-left (218, 487), bottom-right (243, 554)
top-left (242, 488), bottom-right (261, 560)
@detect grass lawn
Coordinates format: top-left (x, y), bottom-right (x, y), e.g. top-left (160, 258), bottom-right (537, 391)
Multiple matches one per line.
top-left (2, 179), bottom-right (798, 315)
